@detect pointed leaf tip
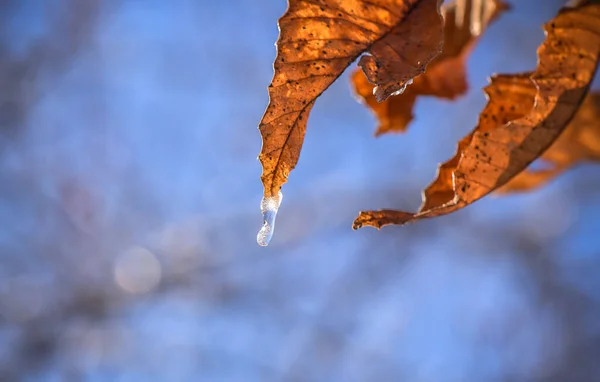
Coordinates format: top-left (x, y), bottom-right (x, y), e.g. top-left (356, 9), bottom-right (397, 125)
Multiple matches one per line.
top-left (258, 0), bottom-right (445, 201)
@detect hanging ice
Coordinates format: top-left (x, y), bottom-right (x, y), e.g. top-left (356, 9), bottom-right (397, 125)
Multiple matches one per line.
top-left (388, 78), bottom-right (414, 97)
top-left (257, 191), bottom-right (283, 247)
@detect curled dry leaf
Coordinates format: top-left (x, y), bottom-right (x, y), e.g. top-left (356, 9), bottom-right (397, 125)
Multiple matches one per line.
top-left (352, 0), bottom-right (510, 136)
top-left (353, 1), bottom-right (600, 230)
top-left (259, 0), bottom-right (444, 200)
top-left (498, 92), bottom-right (600, 193)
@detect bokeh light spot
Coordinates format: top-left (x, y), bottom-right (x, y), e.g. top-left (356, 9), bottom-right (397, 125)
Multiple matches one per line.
top-left (114, 246), bottom-right (161, 294)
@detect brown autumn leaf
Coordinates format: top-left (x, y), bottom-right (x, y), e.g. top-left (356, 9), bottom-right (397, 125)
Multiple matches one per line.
top-left (352, 0), bottom-right (510, 136)
top-left (498, 92), bottom-right (600, 193)
top-left (353, 1), bottom-right (600, 230)
top-left (259, 0), bottom-right (444, 200)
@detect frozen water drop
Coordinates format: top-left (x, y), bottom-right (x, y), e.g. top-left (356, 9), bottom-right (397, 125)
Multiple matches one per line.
top-left (257, 191), bottom-right (283, 247)
top-left (389, 78), bottom-right (414, 97)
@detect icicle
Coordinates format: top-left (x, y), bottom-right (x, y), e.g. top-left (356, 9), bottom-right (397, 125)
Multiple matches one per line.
top-left (454, 0), bottom-right (466, 29)
top-left (470, 0), bottom-right (483, 36)
top-left (257, 191), bottom-right (283, 247)
top-left (386, 78), bottom-right (414, 97)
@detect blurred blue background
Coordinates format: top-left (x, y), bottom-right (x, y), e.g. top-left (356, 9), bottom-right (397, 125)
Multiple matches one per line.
top-left (1, 0), bottom-right (599, 381)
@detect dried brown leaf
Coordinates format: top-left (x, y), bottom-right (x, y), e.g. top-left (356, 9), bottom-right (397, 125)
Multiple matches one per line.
top-left (498, 92), bottom-right (600, 193)
top-left (354, 2), bottom-right (600, 230)
top-left (259, 0), bottom-right (444, 199)
top-left (352, 0), bottom-right (509, 136)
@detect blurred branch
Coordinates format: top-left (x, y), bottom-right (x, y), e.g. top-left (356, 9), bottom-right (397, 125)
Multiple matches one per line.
top-left (0, 0), bottom-right (103, 134)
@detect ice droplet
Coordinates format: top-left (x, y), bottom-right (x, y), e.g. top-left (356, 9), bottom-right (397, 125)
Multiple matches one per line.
top-left (257, 191), bottom-right (283, 247)
top-left (389, 78), bottom-right (414, 97)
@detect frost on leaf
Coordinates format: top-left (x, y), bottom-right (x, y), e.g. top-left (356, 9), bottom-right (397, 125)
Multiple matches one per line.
top-left (352, 0), bottom-right (510, 136)
top-left (354, 1), bottom-right (600, 230)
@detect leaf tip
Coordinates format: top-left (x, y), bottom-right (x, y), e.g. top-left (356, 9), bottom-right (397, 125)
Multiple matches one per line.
top-left (353, 209), bottom-right (414, 230)
top-left (352, 212), bottom-right (377, 230)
